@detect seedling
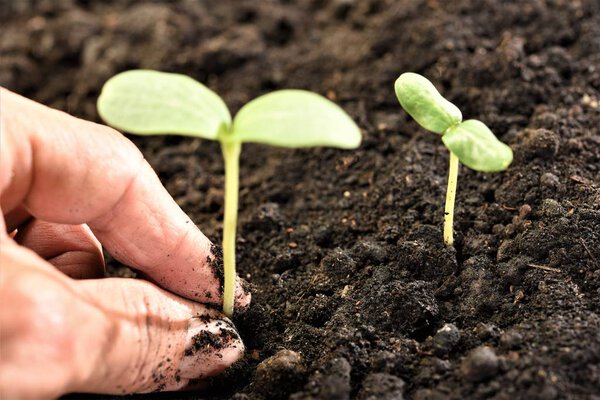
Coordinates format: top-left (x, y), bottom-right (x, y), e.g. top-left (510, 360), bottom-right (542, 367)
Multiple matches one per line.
top-left (98, 70), bottom-right (361, 316)
top-left (395, 72), bottom-right (512, 247)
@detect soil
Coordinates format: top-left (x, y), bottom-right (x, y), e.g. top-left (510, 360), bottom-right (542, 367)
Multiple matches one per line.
top-left (2, 0), bottom-right (599, 399)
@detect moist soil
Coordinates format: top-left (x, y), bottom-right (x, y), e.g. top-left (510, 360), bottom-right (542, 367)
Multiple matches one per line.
top-left (2, 0), bottom-right (599, 399)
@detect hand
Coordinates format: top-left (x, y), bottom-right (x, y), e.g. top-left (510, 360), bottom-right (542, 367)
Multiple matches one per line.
top-left (0, 88), bottom-right (251, 399)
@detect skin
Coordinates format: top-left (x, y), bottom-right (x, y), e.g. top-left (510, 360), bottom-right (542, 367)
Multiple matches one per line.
top-left (0, 88), bottom-right (251, 399)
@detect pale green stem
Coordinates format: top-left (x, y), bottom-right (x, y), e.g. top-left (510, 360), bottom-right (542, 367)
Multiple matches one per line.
top-left (221, 140), bottom-right (241, 317)
top-left (444, 151), bottom-right (459, 247)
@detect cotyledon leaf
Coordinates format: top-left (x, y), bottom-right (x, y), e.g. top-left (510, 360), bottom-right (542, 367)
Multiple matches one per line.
top-left (230, 90), bottom-right (362, 149)
top-left (395, 72), bottom-right (462, 134)
top-left (97, 70), bottom-right (231, 139)
top-left (442, 119), bottom-right (513, 172)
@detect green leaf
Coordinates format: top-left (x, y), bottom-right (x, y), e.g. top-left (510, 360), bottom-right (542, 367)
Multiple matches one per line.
top-left (231, 90), bottom-right (361, 149)
top-left (442, 119), bottom-right (513, 172)
top-left (97, 70), bottom-right (231, 139)
top-left (395, 72), bottom-right (462, 134)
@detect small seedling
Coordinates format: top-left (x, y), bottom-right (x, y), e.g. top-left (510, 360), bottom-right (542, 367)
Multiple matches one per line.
top-left (98, 70), bottom-right (361, 316)
top-left (395, 72), bottom-right (512, 247)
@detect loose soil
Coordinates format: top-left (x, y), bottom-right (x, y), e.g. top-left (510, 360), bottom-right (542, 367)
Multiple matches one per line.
top-left (2, 0), bottom-right (599, 399)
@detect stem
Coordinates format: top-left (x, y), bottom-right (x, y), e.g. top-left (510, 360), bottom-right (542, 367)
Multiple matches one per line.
top-left (221, 140), bottom-right (241, 317)
top-left (444, 151), bottom-right (459, 247)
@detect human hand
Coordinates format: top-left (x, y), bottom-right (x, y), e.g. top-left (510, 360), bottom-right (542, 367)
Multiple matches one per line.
top-left (0, 88), bottom-right (251, 399)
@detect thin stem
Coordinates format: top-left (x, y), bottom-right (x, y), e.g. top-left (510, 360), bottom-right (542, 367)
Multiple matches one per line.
top-left (444, 151), bottom-right (459, 247)
top-left (221, 140), bottom-right (241, 317)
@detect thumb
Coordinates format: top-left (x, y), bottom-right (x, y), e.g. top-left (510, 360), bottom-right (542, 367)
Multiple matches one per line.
top-left (75, 279), bottom-right (244, 394)
top-left (0, 241), bottom-right (244, 399)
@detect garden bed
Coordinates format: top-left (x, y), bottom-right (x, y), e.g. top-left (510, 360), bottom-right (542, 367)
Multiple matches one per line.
top-left (1, 0), bottom-right (599, 398)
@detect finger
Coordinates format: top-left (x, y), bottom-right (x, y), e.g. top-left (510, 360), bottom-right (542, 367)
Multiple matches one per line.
top-left (0, 88), bottom-right (250, 308)
top-left (0, 240), bottom-right (244, 399)
top-left (14, 220), bottom-right (105, 279)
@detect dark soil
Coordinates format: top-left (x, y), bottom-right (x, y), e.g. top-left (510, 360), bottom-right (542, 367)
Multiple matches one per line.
top-left (2, 0), bottom-right (599, 399)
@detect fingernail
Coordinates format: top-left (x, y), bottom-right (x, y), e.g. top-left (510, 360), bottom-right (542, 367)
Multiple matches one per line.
top-left (179, 316), bottom-right (244, 379)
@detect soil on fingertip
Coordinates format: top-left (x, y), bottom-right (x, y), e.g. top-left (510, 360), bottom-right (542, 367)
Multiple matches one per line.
top-left (2, 0), bottom-right (599, 399)
top-left (185, 327), bottom-right (238, 357)
top-left (208, 243), bottom-right (225, 295)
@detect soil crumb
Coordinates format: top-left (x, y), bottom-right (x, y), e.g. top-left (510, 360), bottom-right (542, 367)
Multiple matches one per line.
top-left (208, 243), bottom-right (225, 293)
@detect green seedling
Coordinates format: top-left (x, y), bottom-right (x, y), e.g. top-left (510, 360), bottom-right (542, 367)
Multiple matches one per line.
top-left (98, 70), bottom-right (361, 316)
top-left (395, 72), bottom-right (512, 247)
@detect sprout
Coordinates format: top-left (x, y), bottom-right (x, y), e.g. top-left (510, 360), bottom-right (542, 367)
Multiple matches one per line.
top-left (395, 72), bottom-right (512, 247)
top-left (98, 70), bottom-right (361, 316)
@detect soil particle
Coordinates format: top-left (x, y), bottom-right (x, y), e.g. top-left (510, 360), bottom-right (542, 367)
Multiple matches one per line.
top-left (309, 248), bottom-right (360, 293)
top-left (255, 350), bottom-right (306, 399)
top-left (196, 314), bottom-right (213, 324)
top-left (299, 293), bottom-right (337, 327)
top-left (243, 202), bottom-right (284, 233)
top-left (540, 172), bottom-right (560, 189)
top-left (357, 372), bottom-right (405, 400)
top-left (185, 331), bottom-right (223, 356)
top-left (539, 198), bottom-right (565, 218)
top-left (430, 323), bottom-right (461, 356)
top-left (519, 128), bottom-right (560, 160)
top-left (412, 388), bottom-right (449, 400)
top-left (320, 248), bottom-right (358, 281)
top-left (272, 251), bottom-right (301, 273)
top-left (350, 240), bottom-right (389, 264)
top-left (396, 226), bottom-right (457, 281)
top-left (208, 243), bottom-right (225, 293)
top-left (219, 327), bottom-right (240, 344)
top-left (499, 329), bottom-right (523, 350)
top-left (474, 323), bottom-right (502, 342)
top-left (460, 346), bottom-right (500, 382)
top-left (184, 326), bottom-right (238, 357)
top-left (313, 224), bottom-right (338, 248)
top-left (292, 357), bottom-right (351, 400)
top-left (457, 256), bottom-right (502, 319)
top-left (358, 278), bottom-right (439, 335)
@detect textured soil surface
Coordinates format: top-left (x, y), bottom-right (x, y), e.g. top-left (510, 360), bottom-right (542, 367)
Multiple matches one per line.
top-left (2, 0), bottom-right (600, 399)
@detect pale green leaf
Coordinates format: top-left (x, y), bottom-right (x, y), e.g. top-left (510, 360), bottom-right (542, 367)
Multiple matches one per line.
top-left (395, 72), bottom-right (462, 134)
top-left (230, 90), bottom-right (361, 149)
top-left (97, 70), bottom-right (231, 139)
top-left (442, 119), bottom-right (513, 172)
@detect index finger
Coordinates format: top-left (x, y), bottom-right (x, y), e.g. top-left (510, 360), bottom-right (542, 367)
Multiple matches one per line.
top-left (0, 88), bottom-right (250, 308)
